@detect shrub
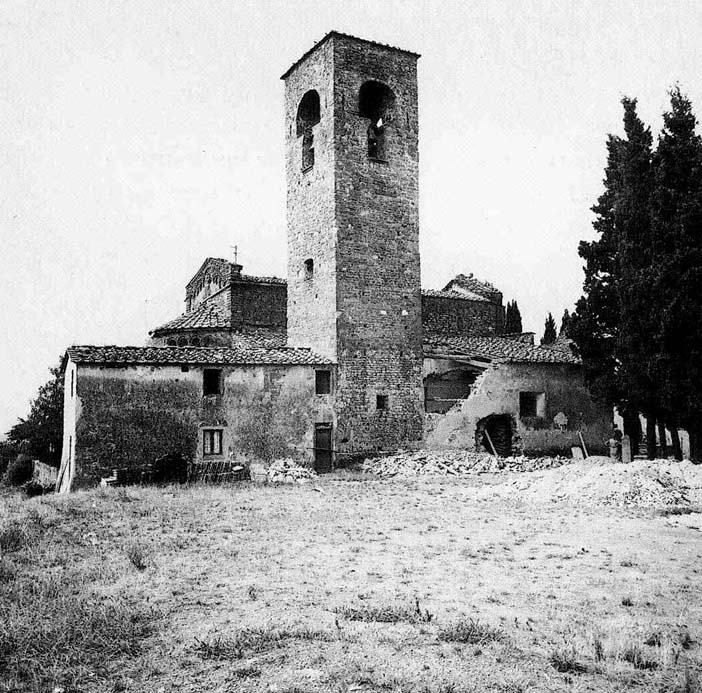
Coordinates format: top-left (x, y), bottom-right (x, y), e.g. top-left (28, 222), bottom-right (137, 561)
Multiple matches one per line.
top-left (438, 618), bottom-right (505, 645)
top-left (2, 455), bottom-right (33, 487)
top-left (22, 480), bottom-right (46, 497)
top-left (152, 453), bottom-right (188, 484)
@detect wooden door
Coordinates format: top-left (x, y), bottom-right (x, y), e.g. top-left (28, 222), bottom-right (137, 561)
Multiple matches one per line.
top-left (314, 423), bottom-right (333, 473)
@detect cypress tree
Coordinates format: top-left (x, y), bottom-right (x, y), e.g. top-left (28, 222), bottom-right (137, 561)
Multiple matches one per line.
top-left (570, 134), bottom-right (624, 409)
top-left (504, 300), bottom-right (523, 333)
top-left (559, 309), bottom-right (571, 336)
top-left (616, 97), bottom-right (661, 459)
top-left (541, 313), bottom-right (557, 345)
top-left (651, 87), bottom-right (702, 461)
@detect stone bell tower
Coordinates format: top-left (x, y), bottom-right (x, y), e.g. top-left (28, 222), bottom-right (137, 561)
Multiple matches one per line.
top-left (282, 32), bottom-right (423, 456)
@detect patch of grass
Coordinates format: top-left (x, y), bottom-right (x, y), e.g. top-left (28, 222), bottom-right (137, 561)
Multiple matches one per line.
top-left (0, 557), bottom-right (17, 581)
top-left (230, 665), bottom-right (261, 679)
top-left (549, 647), bottom-right (588, 674)
top-left (0, 521), bottom-right (27, 553)
top-left (334, 598), bottom-right (433, 624)
top-left (621, 644), bottom-right (659, 670)
top-left (644, 630), bottom-right (662, 647)
top-left (621, 596), bottom-right (634, 607)
top-left (0, 574), bottom-right (157, 691)
top-left (438, 618), bottom-right (505, 645)
top-left (193, 625), bottom-right (335, 660)
top-left (124, 541), bottom-right (148, 571)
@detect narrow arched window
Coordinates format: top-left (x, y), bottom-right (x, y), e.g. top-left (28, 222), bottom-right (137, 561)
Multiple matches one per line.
top-left (296, 90), bottom-right (320, 171)
top-left (359, 81), bottom-right (395, 161)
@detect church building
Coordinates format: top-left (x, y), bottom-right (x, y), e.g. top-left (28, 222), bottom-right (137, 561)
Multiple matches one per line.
top-left (57, 32), bottom-right (609, 491)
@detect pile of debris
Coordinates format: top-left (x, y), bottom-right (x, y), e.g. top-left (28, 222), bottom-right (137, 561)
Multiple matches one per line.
top-left (479, 458), bottom-right (702, 508)
top-left (264, 458), bottom-right (318, 484)
top-left (361, 450), bottom-right (569, 478)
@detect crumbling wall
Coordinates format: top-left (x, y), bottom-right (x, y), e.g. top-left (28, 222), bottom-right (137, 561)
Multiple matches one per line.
top-left (424, 362), bottom-right (610, 456)
top-left (421, 294), bottom-right (503, 336)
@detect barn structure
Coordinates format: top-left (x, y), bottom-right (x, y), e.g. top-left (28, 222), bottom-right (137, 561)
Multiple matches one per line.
top-left (57, 32), bottom-right (610, 491)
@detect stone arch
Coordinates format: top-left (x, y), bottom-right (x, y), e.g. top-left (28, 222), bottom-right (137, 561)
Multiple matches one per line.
top-left (358, 81), bottom-right (396, 160)
top-left (296, 90), bottom-right (320, 170)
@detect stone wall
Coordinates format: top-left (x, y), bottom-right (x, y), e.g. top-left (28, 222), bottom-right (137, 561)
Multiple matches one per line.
top-left (231, 281), bottom-right (286, 329)
top-left (424, 361), bottom-right (611, 456)
top-left (284, 37), bottom-right (338, 360)
top-left (331, 36), bottom-right (424, 454)
top-left (62, 362), bottom-right (333, 490)
top-left (421, 294), bottom-right (504, 336)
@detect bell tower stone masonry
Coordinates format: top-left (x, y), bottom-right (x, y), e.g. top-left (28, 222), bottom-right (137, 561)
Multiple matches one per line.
top-left (282, 32), bottom-right (424, 456)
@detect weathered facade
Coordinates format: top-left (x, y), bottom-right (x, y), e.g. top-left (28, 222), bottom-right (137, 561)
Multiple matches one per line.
top-left (57, 346), bottom-right (334, 492)
top-left (57, 31), bottom-right (611, 491)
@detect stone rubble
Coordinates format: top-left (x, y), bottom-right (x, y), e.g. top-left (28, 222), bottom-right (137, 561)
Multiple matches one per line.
top-left (361, 450), bottom-right (569, 478)
top-left (478, 458), bottom-right (702, 508)
top-left (266, 458), bottom-right (318, 484)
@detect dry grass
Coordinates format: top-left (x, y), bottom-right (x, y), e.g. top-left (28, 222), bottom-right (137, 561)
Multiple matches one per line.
top-left (0, 474), bottom-right (700, 692)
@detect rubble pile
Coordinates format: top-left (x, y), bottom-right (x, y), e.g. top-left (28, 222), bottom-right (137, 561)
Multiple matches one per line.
top-left (266, 458), bottom-right (318, 484)
top-left (480, 458), bottom-right (702, 508)
top-left (361, 450), bottom-right (569, 478)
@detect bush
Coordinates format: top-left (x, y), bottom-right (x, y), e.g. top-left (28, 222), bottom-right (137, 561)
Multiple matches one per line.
top-left (2, 455), bottom-right (33, 487)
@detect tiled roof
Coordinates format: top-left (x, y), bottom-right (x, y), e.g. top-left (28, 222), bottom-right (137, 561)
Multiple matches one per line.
top-left (421, 288), bottom-right (489, 303)
top-left (423, 334), bottom-right (580, 364)
top-left (151, 300), bottom-right (231, 334)
top-left (544, 334), bottom-right (577, 355)
top-left (67, 345), bottom-right (332, 366)
top-left (230, 329), bottom-right (287, 349)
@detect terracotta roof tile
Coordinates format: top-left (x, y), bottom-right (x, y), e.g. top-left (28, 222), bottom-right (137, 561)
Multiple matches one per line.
top-left (152, 301), bottom-right (231, 333)
top-left (423, 334), bottom-right (580, 364)
top-left (67, 345), bottom-right (332, 366)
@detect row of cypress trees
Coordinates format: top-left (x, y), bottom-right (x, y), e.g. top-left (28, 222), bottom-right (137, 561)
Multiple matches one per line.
top-left (570, 88), bottom-right (702, 461)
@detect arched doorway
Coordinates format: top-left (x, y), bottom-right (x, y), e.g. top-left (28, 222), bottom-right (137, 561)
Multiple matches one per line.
top-left (476, 414), bottom-right (514, 457)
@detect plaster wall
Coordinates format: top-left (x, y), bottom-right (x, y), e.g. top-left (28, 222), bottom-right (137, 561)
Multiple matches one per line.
top-left (62, 362), bottom-right (333, 490)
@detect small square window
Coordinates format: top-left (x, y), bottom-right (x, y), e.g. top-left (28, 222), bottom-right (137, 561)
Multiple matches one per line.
top-left (315, 369), bottom-right (331, 395)
top-left (203, 429), bottom-right (223, 456)
top-left (376, 394), bottom-right (388, 411)
top-left (181, 365), bottom-right (189, 373)
top-left (520, 392), bottom-right (545, 418)
top-left (203, 369), bottom-right (222, 396)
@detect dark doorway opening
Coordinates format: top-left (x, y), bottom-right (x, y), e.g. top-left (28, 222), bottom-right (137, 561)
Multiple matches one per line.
top-left (314, 423), bottom-right (333, 473)
top-left (476, 414), bottom-right (514, 457)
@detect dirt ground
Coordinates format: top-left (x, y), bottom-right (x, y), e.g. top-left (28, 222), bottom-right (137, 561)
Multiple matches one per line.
top-left (1, 467), bottom-right (701, 692)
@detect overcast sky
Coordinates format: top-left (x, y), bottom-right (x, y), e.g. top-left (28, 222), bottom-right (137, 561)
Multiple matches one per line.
top-left (2, 0), bottom-right (701, 437)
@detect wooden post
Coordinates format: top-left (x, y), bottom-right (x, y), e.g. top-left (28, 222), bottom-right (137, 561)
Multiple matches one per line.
top-left (484, 429), bottom-right (498, 457)
top-left (578, 432), bottom-right (589, 459)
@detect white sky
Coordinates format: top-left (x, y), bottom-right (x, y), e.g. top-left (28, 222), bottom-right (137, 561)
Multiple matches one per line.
top-left (2, 0), bottom-right (701, 437)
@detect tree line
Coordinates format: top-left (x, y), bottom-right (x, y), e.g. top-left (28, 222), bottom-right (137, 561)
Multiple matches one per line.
top-left (568, 87), bottom-right (702, 462)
